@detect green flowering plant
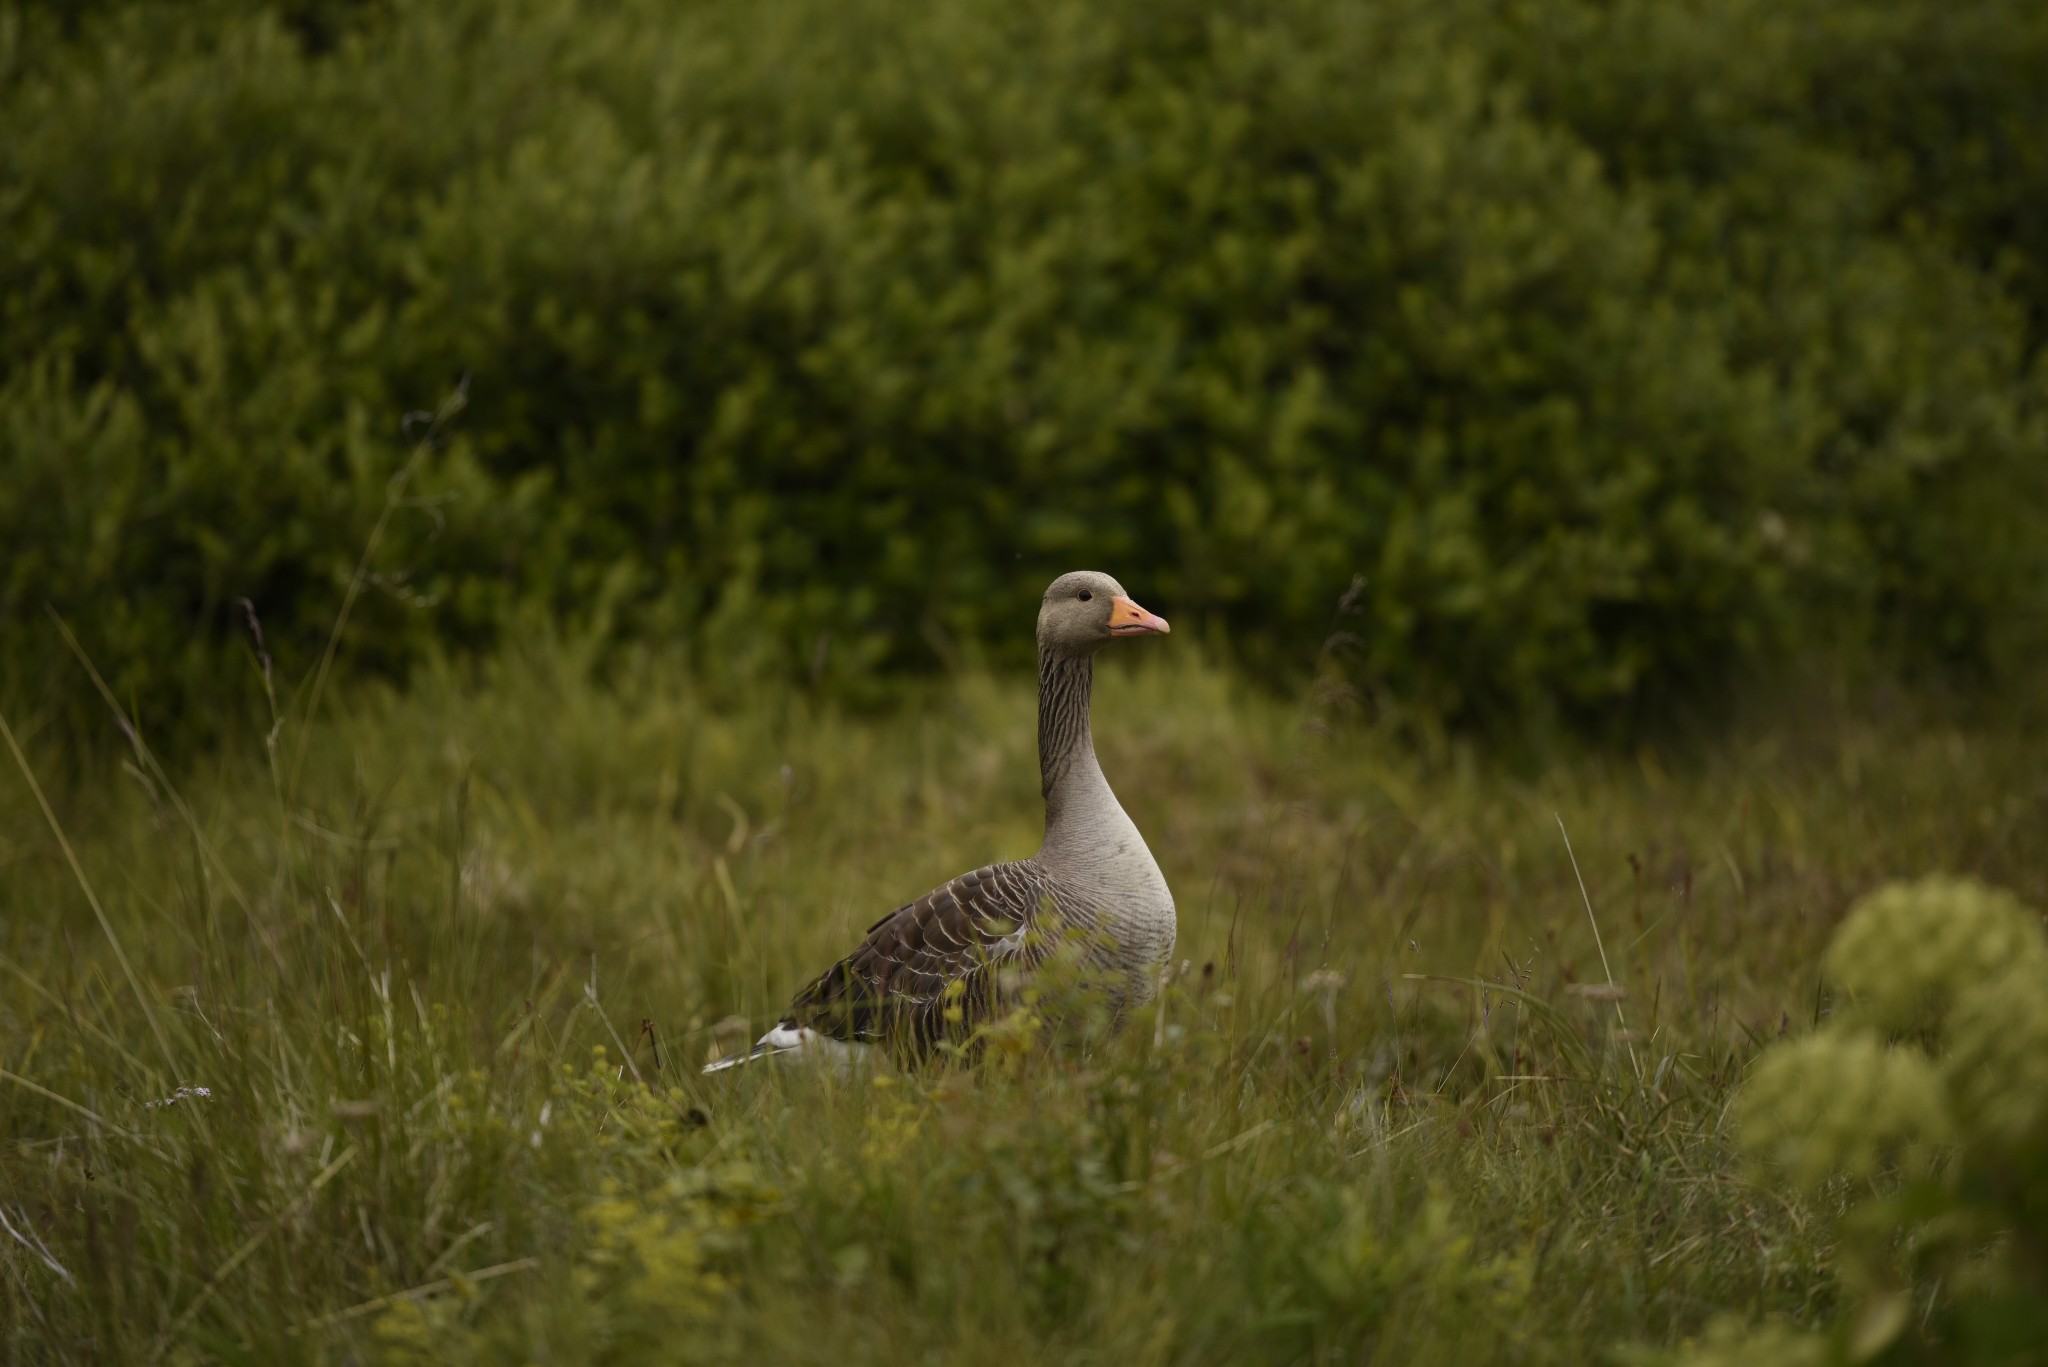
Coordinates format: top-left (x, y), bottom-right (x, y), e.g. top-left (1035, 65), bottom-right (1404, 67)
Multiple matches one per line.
top-left (1825, 880), bottom-right (2048, 1038)
top-left (1664, 878), bottom-right (2048, 1366)
top-left (1737, 1033), bottom-right (1954, 1192)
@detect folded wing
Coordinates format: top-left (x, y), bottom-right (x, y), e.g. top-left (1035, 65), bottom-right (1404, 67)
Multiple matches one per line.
top-left (784, 861), bottom-right (1059, 1050)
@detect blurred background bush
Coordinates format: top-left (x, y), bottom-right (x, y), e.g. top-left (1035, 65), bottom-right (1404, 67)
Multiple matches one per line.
top-left (5, 0), bottom-right (2046, 746)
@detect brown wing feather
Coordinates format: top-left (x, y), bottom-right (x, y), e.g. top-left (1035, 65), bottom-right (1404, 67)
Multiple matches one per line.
top-left (784, 862), bottom-right (1057, 1051)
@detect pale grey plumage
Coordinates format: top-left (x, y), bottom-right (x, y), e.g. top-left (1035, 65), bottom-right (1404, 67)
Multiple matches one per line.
top-left (704, 570), bottom-right (1175, 1071)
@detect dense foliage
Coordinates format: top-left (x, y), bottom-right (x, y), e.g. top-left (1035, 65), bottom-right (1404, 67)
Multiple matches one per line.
top-left (4, 0), bottom-right (2046, 743)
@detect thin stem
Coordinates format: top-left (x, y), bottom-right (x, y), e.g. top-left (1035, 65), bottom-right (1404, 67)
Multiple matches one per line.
top-left (285, 379), bottom-right (467, 819)
top-left (0, 705), bottom-right (176, 1081)
top-left (1557, 812), bottom-right (1643, 1085)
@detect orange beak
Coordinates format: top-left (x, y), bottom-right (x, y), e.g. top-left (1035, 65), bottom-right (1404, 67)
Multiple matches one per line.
top-left (1107, 596), bottom-right (1171, 636)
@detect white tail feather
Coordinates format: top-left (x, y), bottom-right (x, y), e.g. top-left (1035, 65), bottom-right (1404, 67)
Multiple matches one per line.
top-left (700, 1022), bottom-right (864, 1074)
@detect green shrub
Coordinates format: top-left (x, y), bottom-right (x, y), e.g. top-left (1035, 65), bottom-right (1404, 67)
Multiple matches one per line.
top-left (3, 0), bottom-right (2044, 747)
top-left (1656, 877), bottom-right (2048, 1366)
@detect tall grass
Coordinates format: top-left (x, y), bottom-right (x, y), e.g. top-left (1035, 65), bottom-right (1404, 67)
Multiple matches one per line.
top-left (4, 635), bottom-right (2045, 1362)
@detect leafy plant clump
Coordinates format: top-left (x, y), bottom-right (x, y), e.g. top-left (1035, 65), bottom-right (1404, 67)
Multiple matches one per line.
top-left (1664, 878), bottom-right (2048, 1366)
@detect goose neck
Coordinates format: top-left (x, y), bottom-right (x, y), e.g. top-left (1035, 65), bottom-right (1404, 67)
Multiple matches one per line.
top-left (1037, 649), bottom-right (1101, 826)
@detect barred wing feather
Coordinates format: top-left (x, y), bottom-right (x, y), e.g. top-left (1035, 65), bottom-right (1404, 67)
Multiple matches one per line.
top-left (787, 861), bottom-right (1058, 1050)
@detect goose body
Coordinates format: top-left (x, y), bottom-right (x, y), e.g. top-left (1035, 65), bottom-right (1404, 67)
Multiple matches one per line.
top-left (704, 571), bottom-right (1175, 1071)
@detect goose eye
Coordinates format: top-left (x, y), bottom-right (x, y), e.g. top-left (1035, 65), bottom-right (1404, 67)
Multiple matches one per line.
top-left (1077, 590), bottom-right (1092, 602)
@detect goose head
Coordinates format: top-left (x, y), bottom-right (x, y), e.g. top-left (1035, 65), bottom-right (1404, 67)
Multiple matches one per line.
top-left (1036, 570), bottom-right (1171, 659)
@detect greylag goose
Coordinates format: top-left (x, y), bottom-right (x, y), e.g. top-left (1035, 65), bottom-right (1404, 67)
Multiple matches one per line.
top-left (703, 570), bottom-right (1174, 1071)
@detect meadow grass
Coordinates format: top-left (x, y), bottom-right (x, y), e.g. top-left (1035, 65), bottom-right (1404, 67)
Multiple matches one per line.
top-left (4, 642), bottom-right (2045, 1363)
